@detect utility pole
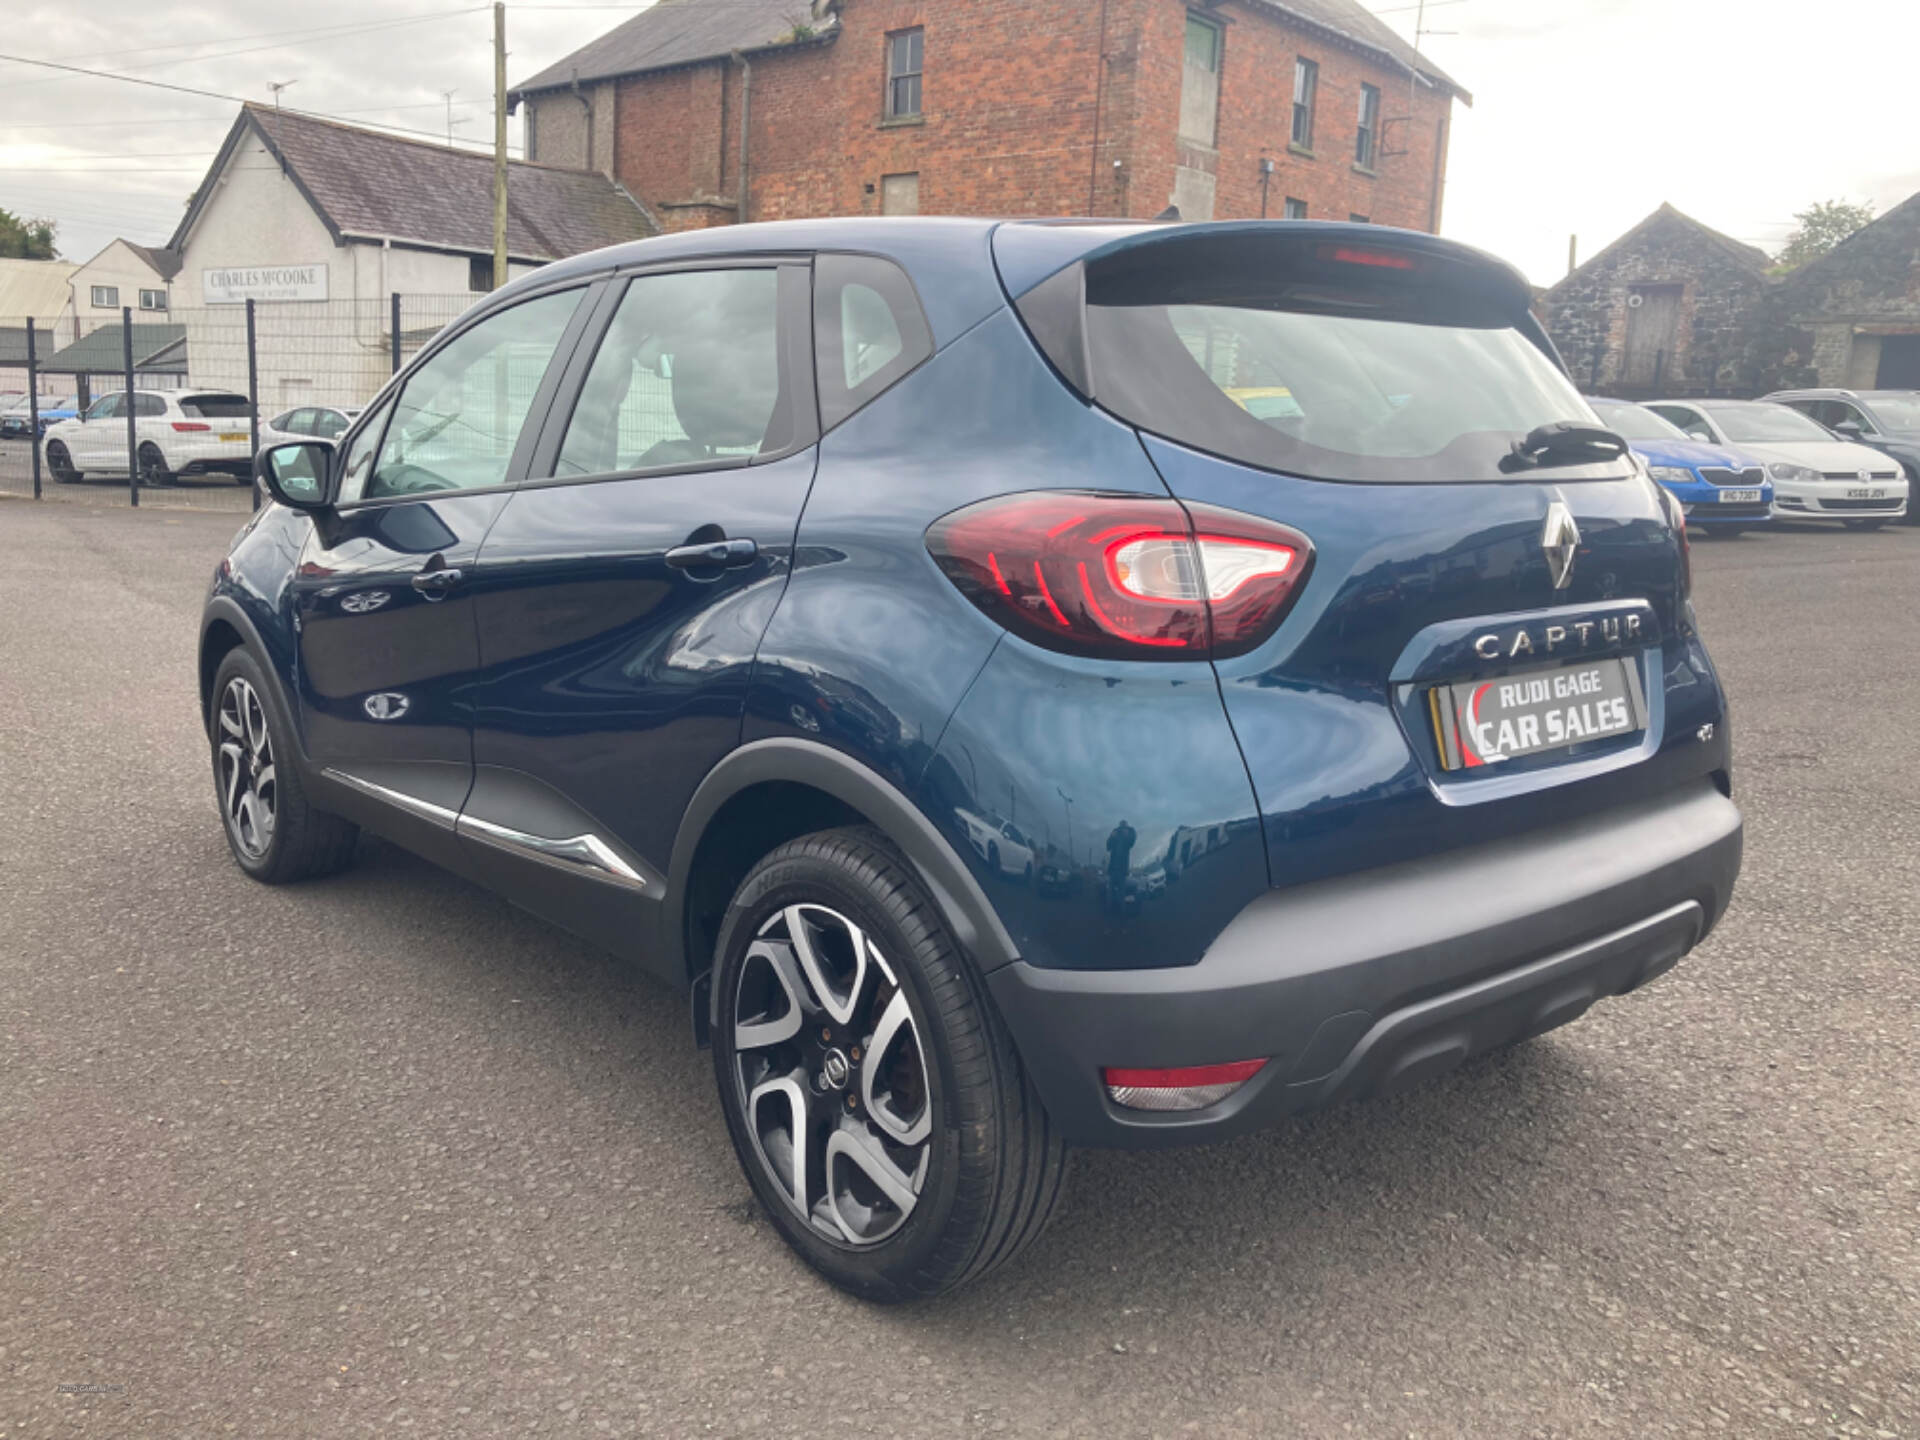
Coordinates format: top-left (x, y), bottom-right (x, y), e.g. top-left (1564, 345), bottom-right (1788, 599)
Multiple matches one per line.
top-left (1568, 234), bottom-right (1578, 275)
top-left (492, 1), bottom-right (508, 291)
top-left (442, 89), bottom-right (459, 147)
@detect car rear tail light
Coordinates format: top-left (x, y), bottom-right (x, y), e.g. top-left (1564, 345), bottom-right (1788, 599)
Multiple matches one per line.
top-left (171, 421), bottom-right (211, 432)
top-left (926, 492), bottom-right (1312, 660)
top-left (1104, 1059), bottom-right (1267, 1112)
top-left (1658, 486), bottom-right (1691, 599)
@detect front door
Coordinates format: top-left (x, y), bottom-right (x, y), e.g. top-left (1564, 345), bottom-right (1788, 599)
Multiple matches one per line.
top-left (1624, 284), bottom-right (1682, 389)
top-left (71, 392), bottom-right (122, 469)
top-left (461, 263), bottom-right (819, 969)
top-left (292, 285), bottom-right (592, 868)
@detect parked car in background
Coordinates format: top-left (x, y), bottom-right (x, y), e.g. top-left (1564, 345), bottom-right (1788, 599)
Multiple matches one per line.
top-left (1, 393), bottom-right (79, 439)
top-left (1646, 398), bottom-right (1909, 529)
top-left (258, 403), bottom-right (365, 450)
top-left (218, 218), bottom-right (1739, 1300)
top-left (42, 390), bottom-right (256, 486)
top-left (1762, 388), bottom-right (1920, 524)
top-left (1585, 397), bottom-right (1772, 532)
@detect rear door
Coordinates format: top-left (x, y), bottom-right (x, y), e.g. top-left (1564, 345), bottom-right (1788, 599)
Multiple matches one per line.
top-left (1013, 226), bottom-right (1716, 891)
top-left (458, 261), bottom-right (818, 966)
top-left (291, 284), bottom-right (594, 870)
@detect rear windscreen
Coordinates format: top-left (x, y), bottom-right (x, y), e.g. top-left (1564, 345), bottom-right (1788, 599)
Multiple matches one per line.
top-left (1081, 237), bottom-right (1623, 483)
top-left (181, 395), bottom-right (252, 419)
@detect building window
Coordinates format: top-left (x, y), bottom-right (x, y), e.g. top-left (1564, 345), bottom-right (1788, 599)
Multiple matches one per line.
top-left (880, 172), bottom-right (920, 216)
top-left (1349, 213), bottom-right (1370, 224)
top-left (1179, 14), bottom-right (1222, 146)
top-left (1356, 84), bottom-right (1381, 170)
top-left (469, 255), bottom-right (494, 293)
top-left (886, 29), bottom-right (923, 119)
top-left (1291, 58), bottom-right (1318, 149)
top-left (138, 288), bottom-right (167, 311)
top-left (1283, 197), bottom-right (1308, 220)
top-left (90, 285), bottom-right (118, 309)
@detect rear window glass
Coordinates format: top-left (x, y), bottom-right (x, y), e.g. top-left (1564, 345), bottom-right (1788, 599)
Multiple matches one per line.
top-left (181, 394), bottom-right (252, 418)
top-left (813, 253), bottom-right (933, 432)
top-left (1079, 236), bottom-right (1621, 483)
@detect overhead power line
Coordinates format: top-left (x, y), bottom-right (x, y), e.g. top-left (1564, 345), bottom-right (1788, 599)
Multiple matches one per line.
top-left (0, 51), bottom-right (523, 152)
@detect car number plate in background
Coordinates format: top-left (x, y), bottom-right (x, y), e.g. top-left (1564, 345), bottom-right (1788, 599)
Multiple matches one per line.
top-left (220, 431), bottom-right (248, 443)
top-left (1719, 488), bottom-right (1761, 503)
top-left (1432, 658), bottom-right (1647, 770)
top-left (1846, 487), bottom-right (1886, 500)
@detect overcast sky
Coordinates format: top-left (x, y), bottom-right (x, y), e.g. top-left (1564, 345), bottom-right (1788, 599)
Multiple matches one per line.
top-left (4, 0), bottom-right (1916, 286)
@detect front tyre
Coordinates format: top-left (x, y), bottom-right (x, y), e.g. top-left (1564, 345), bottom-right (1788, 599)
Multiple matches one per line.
top-left (46, 441), bottom-right (81, 484)
top-left (209, 649), bottom-right (359, 883)
top-left (712, 827), bottom-right (1068, 1302)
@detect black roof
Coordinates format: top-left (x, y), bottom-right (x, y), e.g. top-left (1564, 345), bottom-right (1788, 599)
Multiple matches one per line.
top-left (512, 0), bottom-right (1467, 101)
top-left (170, 106), bottom-right (654, 265)
top-left (37, 323), bottom-right (188, 377)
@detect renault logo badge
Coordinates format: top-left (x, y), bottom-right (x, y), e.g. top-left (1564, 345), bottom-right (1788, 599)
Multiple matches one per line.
top-left (1542, 500), bottom-right (1580, 590)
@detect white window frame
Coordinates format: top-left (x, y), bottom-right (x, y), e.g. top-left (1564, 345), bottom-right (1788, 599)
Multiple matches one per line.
top-left (90, 285), bottom-right (119, 309)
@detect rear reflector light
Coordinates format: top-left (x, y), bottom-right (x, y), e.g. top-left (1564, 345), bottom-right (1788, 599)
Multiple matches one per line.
top-left (171, 421), bottom-right (211, 432)
top-left (1104, 1059), bottom-right (1267, 1112)
top-left (926, 492), bottom-right (1312, 660)
top-left (1319, 243), bottom-right (1418, 270)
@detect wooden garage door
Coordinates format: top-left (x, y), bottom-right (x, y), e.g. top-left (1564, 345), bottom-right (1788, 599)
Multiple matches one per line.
top-left (1624, 285), bottom-right (1682, 388)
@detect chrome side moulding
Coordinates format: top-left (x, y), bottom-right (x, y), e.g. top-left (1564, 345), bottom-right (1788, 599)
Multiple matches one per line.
top-left (455, 813), bottom-right (665, 898)
top-left (322, 768), bottom-right (460, 827)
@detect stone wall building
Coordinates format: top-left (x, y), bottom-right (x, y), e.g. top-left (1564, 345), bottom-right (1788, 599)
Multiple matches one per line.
top-left (1539, 204), bottom-right (1773, 399)
top-left (1770, 191), bottom-right (1920, 390)
top-left (509, 0), bottom-right (1469, 233)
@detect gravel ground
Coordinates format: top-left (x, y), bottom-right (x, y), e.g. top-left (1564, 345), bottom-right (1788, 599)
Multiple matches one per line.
top-left (0, 501), bottom-right (1914, 1439)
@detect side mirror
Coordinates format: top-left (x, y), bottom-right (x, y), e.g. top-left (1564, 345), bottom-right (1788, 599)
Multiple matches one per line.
top-left (1686, 429), bottom-right (1713, 444)
top-left (255, 440), bottom-right (334, 511)
top-left (1832, 419), bottom-right (1865, 439)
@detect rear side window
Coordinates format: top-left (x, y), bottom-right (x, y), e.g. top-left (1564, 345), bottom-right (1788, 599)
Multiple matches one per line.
top-left (1052, 233), bottom-right (1617, 483)
top-left (813, 253), bottom-right (933, 432)
top-left (181, 395), bottom-right (252, 418)
top-left (133, 394), bottom-right (166, 417)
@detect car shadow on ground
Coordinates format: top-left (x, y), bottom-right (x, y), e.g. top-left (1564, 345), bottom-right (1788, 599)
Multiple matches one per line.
top-left (274, 833), bottom-right (1627, 1323)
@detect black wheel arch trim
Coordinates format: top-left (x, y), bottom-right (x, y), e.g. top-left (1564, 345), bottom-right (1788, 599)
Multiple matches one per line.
top-left (199, 596), bottom-right (301, 755)
top-left (667, 737), bottom-right (1021, 991)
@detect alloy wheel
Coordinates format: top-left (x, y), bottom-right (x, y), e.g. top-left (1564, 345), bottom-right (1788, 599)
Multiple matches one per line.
top-left (216, 676), bottom-right (276, 858)
top-left (732, 903), bottom-right (933, 1249)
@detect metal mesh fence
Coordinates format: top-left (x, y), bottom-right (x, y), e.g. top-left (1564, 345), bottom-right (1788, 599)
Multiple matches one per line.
top-left (1, 293), bottom-right (474, 510)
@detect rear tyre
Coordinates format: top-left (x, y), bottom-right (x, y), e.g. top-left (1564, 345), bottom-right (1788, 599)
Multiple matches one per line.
top-left (209, 648), bottom-right (359, 884)
top-left (711, 826), bottom-right (1069, 1302)
top-left (46, 441), bottom-right (81, 484)
top-left (1843, 518), bottom-right (1889, 531)
top-left (137, 443), bottom-right (176, 488)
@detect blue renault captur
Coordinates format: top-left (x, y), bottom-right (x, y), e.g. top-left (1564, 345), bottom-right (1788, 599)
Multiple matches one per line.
top-left (209, 219), bottom-right (1742, 1301)
top-left (1587, 396), bottom-right (1773, 531)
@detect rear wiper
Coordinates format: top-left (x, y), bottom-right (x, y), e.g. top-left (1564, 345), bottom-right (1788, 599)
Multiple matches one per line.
top-left (1499, 421), bottom-right (1629, 472)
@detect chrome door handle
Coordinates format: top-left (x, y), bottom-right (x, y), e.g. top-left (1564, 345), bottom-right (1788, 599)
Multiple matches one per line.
top-left (410, 566), bottom-right (464, 596)
top-left (666, 538), bottom-right (757, 570)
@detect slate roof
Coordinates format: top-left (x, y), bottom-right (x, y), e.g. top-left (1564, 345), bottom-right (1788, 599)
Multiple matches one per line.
top-left (1248, 0), bottom-right (1469, 101)
top-left (1545, 203), bottom-right (1772, 301)
top-left (36, 322), bottom-right (188, 376)
top-left (511, 0), bottom-right (1466, 102)
top-left (169, 106), bottom-right (653, 265)
top-left (513, 0), bottom-right (830, 95)
top-left (123, 242), bottom-right (183, 282)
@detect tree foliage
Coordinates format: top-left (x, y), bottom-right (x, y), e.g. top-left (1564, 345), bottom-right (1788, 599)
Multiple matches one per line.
top-left (1774, 199), bottom-right (1875, 272)
top-left (0, 207), bottom-right (59, 260)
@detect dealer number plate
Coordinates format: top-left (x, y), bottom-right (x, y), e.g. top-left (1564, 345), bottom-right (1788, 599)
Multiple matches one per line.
top-left (1718, 488), bottom-right (1761, 503)
top-left (1432, 658), bottom-right (1647, 770)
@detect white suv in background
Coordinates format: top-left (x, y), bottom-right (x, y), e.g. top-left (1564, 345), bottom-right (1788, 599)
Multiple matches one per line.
top-left (1647, 398), bottom-right (1909, 529)
top-left (42, 389), bottom-right (256, 487)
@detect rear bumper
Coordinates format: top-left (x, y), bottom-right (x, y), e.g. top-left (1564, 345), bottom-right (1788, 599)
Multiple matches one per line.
top-left (988, 780), bottom-right (1742, 1147)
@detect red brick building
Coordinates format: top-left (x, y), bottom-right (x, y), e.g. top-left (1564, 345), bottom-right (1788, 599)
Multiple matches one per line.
top-left (509, 0), bottom-right (1467, 235)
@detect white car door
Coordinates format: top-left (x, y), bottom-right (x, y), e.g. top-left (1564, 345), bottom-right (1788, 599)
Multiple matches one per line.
top-left (70, 394), bottom-right (123, 469)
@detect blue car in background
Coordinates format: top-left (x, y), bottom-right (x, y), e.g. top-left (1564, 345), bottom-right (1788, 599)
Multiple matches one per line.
top-left (1587, 397), bottom-right (1772, 531)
